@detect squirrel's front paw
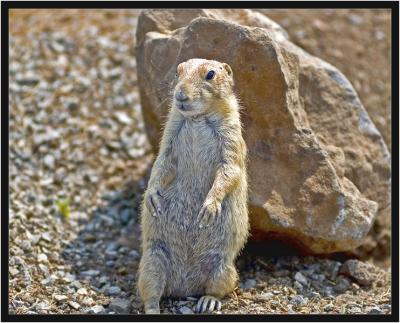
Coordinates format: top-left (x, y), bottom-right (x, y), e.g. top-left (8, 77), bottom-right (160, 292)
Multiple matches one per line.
top-left (197, 197), bottom-right (221, 227)
top-left (145, 189), bottom-right (165, 217)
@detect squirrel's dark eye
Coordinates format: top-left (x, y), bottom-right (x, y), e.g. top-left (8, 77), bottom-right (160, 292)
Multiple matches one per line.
top-left (206, 70), bottom-right (215, 80)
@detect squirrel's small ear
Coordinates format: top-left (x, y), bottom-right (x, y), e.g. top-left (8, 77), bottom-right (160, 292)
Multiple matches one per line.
top-left (222, 63), bottom-right (233, 77)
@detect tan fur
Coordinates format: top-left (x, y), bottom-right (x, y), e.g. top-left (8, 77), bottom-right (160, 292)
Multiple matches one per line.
top-left (138, 58), bottom-right (249, 314)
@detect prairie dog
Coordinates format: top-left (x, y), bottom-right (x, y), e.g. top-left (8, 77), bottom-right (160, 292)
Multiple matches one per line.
top-left (138, 58), bottom-right (249, 314)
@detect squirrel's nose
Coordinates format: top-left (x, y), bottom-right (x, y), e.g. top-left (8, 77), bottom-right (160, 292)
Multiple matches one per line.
top-left (175, 89), bottom-right (189, 102)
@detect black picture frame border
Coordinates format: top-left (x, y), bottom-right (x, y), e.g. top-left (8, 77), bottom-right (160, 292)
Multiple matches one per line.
top-left (1, 1), bottom-right (398, 322)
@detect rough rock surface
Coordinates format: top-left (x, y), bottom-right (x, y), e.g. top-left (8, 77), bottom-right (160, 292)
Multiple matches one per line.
top-left (135, 9), bottom-right (391, 256)
top-left (340, 259), bottom-right (376, 286)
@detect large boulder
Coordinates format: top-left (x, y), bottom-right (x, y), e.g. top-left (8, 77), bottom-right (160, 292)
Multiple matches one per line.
top-left (135, 9), bottom-right (391, 257)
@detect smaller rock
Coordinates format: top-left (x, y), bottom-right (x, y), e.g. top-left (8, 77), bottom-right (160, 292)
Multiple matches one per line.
top-left (81, 269), bottom-right (100, 277)
top-left (35, 301), bottom-right (50, 311)
top-left (41, 232), bottom-right (52, 242)
top-left (128, 250), bottom-right (140, 260)
top-left (324, 303), bottom-right (334, 312)
top-left (179, 306), bottom-right (194, 314)
top-left (68, 301), bottom-right (81, 310)
top-left (121, 208), bottom-right (133, 225)
top-left (290, 295), bottom-right (307, 306)
top-left (257, 292), bottom-right (273, 301)
top-left (322, 286), bottom-right (334, 297)
top-left (347, 304), bottom-right (362, 314)
top-left (109, 298), bottom-right (131, 313)
top-left (54, 295), bottom-right (68, 303)
top-left (89, 305), bottom-right (105, 314)
top-left (16, 71), bottom-right (40, 86)
top-left (340, 259), bottom-right (374, 286)
top-left (293, 281), bottom-right (303, 290)
top-left (65, 97), bottom-right (80, 111)
top-left (77, 288), bottom-right (88, 295)
top-left (241, 278), bottom-right (257, 290)
top-left (41, 277), bottom-right (53, 286)
top-left (70, 280), bottom-right (82, 289)
top-left (105, 250), bottom-right (118, 260)
top-left (329, 261), bottom-right (341, 280)
top-left (115, 112), bottom-right (132, 125)
top-left (375, 30), bottom-right (385, 41)
top-left (333, 277), bottom-right (351, 293)
top-left (9, 267), bottom-right (19, 276)
top-left (104, 286), bottom-right (121, 296)
top-left (294, 272), bottom-right (308, 286)
top-left (98, 276), bottom-right (109, 286)
top-left (368, 306), bottom-right (384, 314)
top-left (308, 291), bottom-right (320, 299)
top-left (106, 260), bottom-right (115, 268)
top-left (26, 231), bottom-right (41, 245)
top-left (43, 155), bottom-right (55, 169)
top-left (348, 14), bottom-right (364, 25)
top-left (20, 240), bottom-right (32, 252)
top-left (82, 297), bottom-right (94, 306)
top-left (37, 253), bottom-right (48, 263)
top-left (272, 269), bottom-right (290, 278)
top-left (105, 242), bottom-right (120, 252)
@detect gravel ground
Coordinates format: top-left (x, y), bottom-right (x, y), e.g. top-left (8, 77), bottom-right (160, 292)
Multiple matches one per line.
top-left (8, 9), bottom-right (392, 315)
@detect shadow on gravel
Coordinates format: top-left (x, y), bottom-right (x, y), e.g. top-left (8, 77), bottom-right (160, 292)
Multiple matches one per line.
top-left (61, 165), bottom-right (152, 314)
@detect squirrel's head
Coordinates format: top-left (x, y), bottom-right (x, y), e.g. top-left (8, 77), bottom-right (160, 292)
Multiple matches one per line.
top-left (172, 58), bottom-right (234, 117)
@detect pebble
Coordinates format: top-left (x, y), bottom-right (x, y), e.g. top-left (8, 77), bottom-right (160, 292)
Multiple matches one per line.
top-left (98, 276), bottom-right (109, 285)
top-left (81, 269), bottom-right (100, 277)
top-left (37, 253), bottom-right (48, 263)
top-left (308, 291), bottom-right (320, 299)
top-left (43, 155), bottom-right (55, 169)
top-left (82, 297), bottom-right (94, 306)
top-left (348, 14), bottom-right (364, 25)
top-left (241, 278), bottom-right (257, 290)
top-left (104, 286), bottom-right (121, 296)
top-left (290, 295), bottom-right (307, 306)
top-left (68, 301), bottom-right (81, 310)
top-left (20, 240), bottom-right (32, 252)
top-left (333, 277), bottom-right (351, 293)
top-left (120, 208), bottom-right (133, 225)
top-left (128, 250), bottom-right (140, 260)
top-left (178, 306), bottom-right (194, 314)
top-left (324, 303), bottom-right (334, 312)
top-left (115, 111), bottom-right (132, 125)
top-left (41, 277), bottom-right (53, 286)
top-left (368, 306), bottom-right (384, 314)
top-left (293, 281), bottom-right (303, 290)
top-left (54, 295), bottom-right (68, 303)
top-left (9, 267), bottom-right (19, 276)
top-left (294, 272), bottom-right (308, 285)
top-left (35, 301), bottom-right (50, 311)
top-left (69, 280), bottom-right (82, 289)
top-left (329, 261), bottom-right (341, 280)
top-left (41, 232), bottom-right (52, 242)
top-left (77, 287), bottom-right (88, 295)
top-left (109, 298), bottom-right (131, 313)
top-left (89, 305), bottom-right (105, 314)
top-left (273, 269), bottom-right (290, 278)
top-left (105, 250), bottom-right (118, 260)
top-left (340, 259), bottom-right (374, 286)
top-left (375, 30), bottom-right (385, 41)
top-left (15, 71), bottom-right (40, 86)
top-left (257, 292), bottom-right (273, 301)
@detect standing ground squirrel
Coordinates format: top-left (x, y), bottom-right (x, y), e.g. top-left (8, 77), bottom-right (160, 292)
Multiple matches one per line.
top-left (138, 58), bottom-right (249, 314)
